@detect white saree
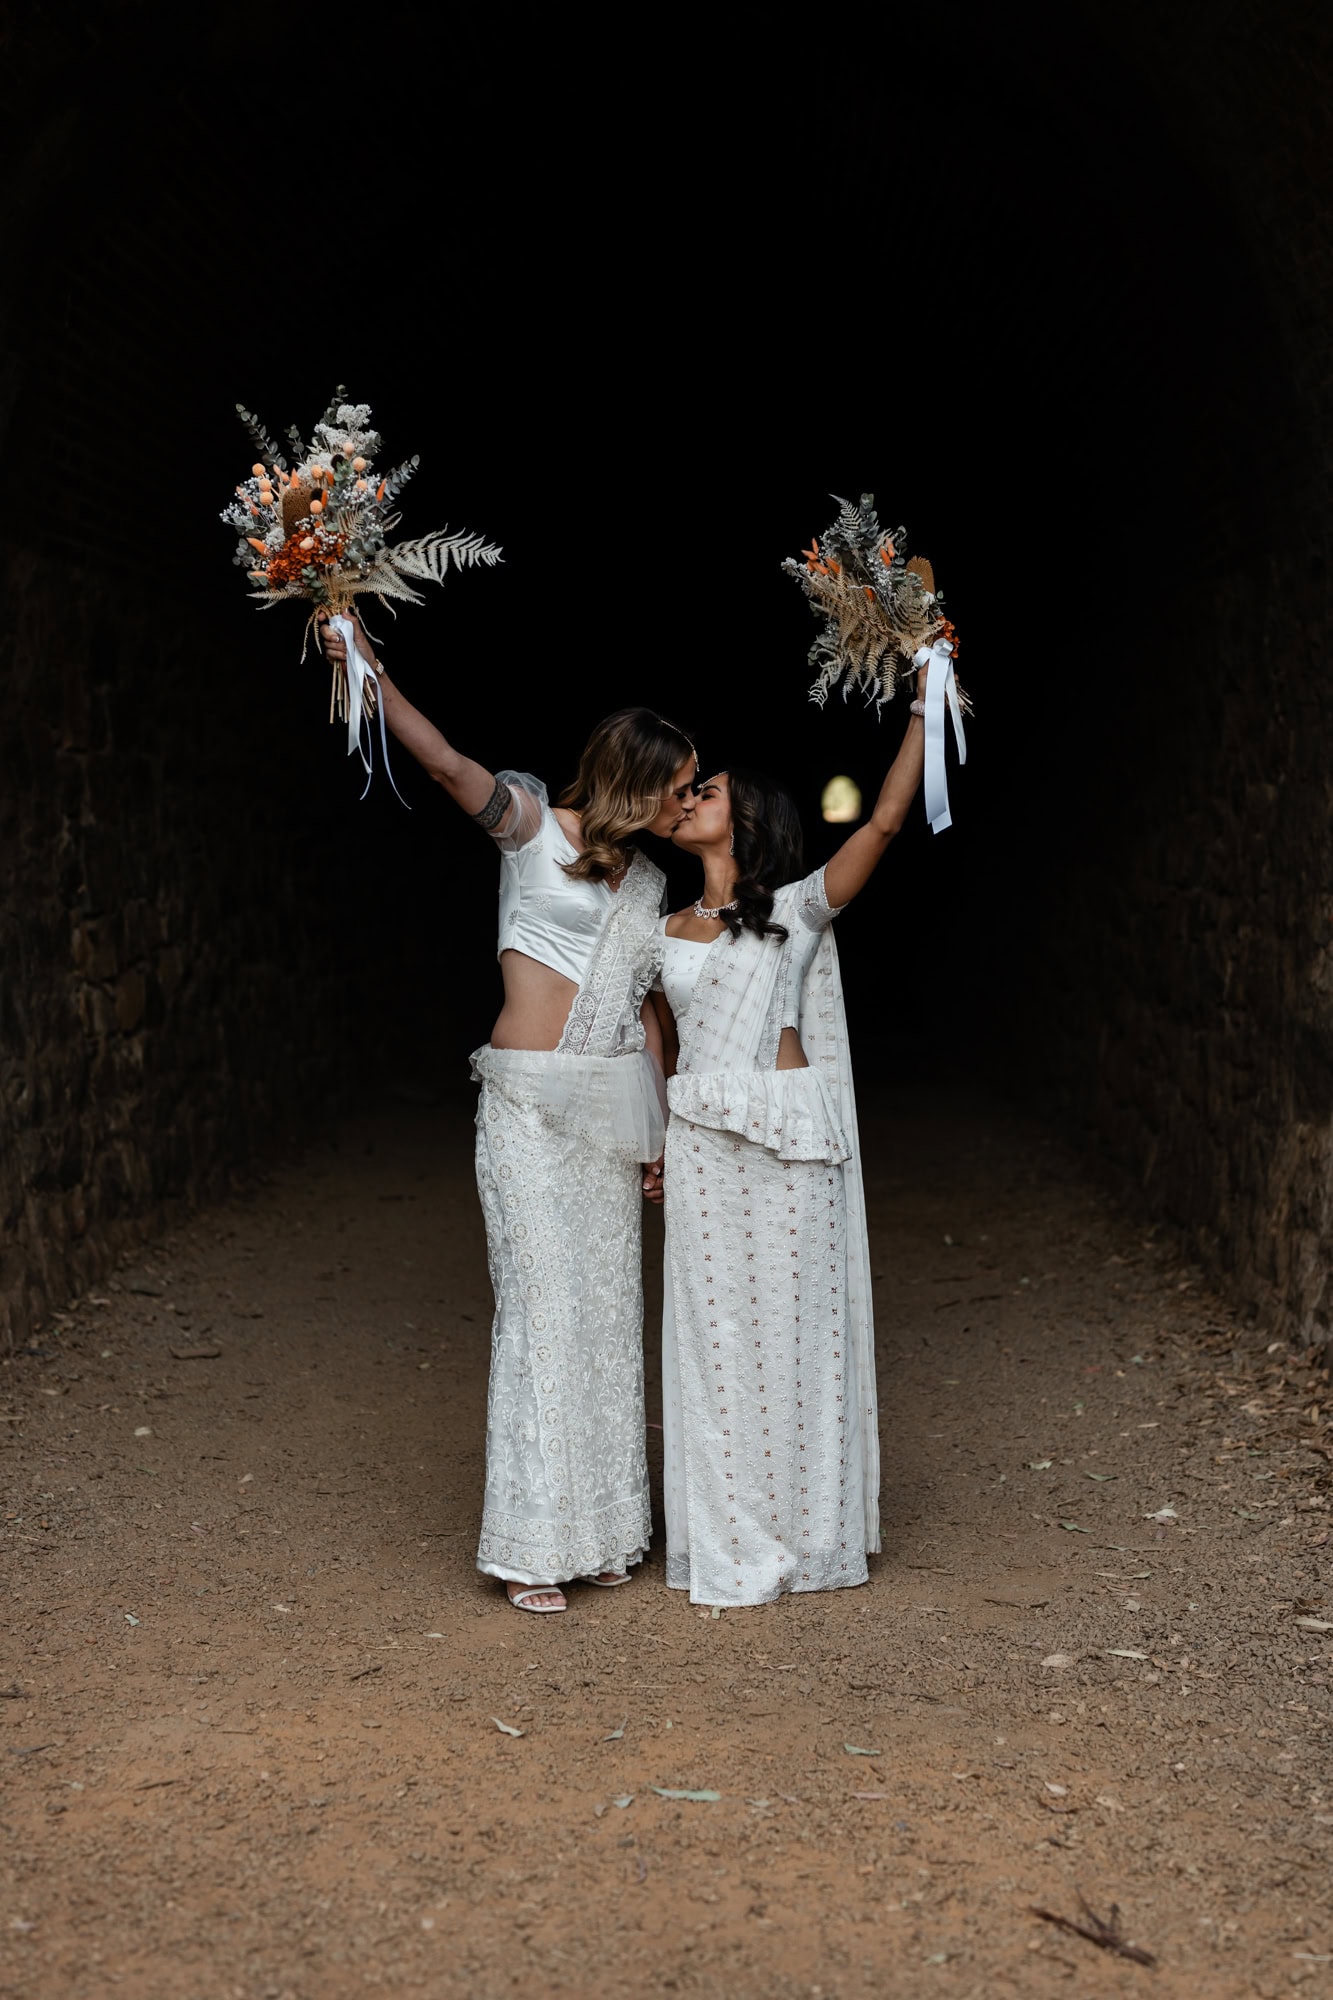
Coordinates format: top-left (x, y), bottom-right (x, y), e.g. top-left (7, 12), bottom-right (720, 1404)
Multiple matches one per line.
top-left (471, 802), bottom-right (666, 1588)
top-left (661, 866), bottom-right (879, 1606)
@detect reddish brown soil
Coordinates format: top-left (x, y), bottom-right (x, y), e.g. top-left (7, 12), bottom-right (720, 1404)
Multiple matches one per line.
top-left (3, 1086), bottom-right (1331, 1999)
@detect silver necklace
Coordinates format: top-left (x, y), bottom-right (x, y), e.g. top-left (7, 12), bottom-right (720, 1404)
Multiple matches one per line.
top-left (693, 896), bottom-right (739, 920)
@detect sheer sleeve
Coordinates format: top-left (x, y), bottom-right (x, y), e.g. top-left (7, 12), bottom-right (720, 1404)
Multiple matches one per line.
top-left (793, 864), bottom-right (845, 932)
top-left (488, 771), bottom-right (548, 853)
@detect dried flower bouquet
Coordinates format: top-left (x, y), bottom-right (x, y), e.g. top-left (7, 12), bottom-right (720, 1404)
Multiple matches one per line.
top-left (221, 389), bottom-right (501, 747)
top-left (782, 493), bottom-right (963, 712)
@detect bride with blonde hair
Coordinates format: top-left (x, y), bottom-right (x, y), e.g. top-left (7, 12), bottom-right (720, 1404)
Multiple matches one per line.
top-left (321, 617), bottom-right (697, 1613)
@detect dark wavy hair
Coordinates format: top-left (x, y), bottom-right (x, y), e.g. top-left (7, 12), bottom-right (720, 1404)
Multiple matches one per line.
top-left (714, 766), bottom-right (805, 942)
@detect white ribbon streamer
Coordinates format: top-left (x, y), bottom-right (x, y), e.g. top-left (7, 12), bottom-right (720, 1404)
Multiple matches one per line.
top-left (330, 614), bottom-right (409, 807)
top-left (915, 638), bottom-right (967, 835)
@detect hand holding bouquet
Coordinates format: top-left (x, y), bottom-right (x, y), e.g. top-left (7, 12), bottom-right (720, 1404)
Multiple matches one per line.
top-left (783, 494), bottom-right (968, 833)
top-left (221, 390), bottom-right (501, 795)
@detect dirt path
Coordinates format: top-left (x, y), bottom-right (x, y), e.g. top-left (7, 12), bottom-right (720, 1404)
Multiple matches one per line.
top-left (2, 1085), bottom-right (1331, 1999)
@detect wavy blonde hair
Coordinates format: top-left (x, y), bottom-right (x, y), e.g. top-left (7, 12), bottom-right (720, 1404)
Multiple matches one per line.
top-left (558, 708), bottom-right (696, 882)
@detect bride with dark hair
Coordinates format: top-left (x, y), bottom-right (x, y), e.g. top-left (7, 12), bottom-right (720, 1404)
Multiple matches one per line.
top-left (651, 665), bottom-right (928, 1606)
top-left (320, 615), bottom-right (697, 1613)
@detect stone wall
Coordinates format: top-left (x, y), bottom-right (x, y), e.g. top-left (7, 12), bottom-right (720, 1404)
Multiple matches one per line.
top-left (1052, 2), bottom-right (1333, 1351)
top-left (0, 547), bottom-right (360, 1347)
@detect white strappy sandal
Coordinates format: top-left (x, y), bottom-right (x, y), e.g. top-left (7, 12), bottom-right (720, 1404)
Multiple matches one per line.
top-left (506, 1584), bottom-right (567, 1614)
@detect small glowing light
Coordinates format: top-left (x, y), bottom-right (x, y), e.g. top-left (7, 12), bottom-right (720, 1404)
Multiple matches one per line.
top-left (821, 774), bottom-right (862, 824)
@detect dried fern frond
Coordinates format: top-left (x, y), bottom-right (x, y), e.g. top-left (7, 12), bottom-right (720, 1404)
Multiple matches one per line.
top-left (388, 529), bottom-right (506, 583)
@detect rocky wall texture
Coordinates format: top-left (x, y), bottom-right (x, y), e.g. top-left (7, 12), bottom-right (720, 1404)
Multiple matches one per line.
top-left (0, 546), bottom-right (357, 1347)
top-left (1055, 2), bottom-right (1333, 1351)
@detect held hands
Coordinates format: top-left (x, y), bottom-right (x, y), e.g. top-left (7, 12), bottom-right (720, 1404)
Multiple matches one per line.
top-left (642, 1155), bottom-right (665, 1205)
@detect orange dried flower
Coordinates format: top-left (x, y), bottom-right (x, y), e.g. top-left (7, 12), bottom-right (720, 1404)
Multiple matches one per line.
top-left (263, 527), bottom-right (345, 589)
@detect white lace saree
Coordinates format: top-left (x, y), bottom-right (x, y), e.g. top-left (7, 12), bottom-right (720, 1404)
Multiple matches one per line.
top-left (471, 805), bottom-right (666, 1588)
top-left (661, 866), bottom-right (879, 1606)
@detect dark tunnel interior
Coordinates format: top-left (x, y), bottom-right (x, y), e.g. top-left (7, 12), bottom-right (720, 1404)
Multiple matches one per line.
top-left (2, 5), bottom-right (1329, 1351)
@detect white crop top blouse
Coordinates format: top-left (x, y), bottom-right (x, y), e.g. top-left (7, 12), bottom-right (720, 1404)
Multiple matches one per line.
top-left (492, 773), bottom-right (616, 987)
top-left (659, 931), bottom-right (714, 1020)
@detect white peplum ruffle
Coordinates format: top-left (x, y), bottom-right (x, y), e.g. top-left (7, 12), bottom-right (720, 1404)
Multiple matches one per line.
top-left (666, 1066), bottom-right (851, 1165)
top-left (472, 1044), bottom-right (668, 1165)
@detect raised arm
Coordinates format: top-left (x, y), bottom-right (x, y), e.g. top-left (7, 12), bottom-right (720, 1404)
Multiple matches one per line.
top-left (318, 610), bottom-right (499, 818)
top-left (820, 660), bottom-right (928, 910)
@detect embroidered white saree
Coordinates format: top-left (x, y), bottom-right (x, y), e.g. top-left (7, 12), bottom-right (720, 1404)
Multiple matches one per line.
top-left (471, 789), bottom-right (666, 1588)
top-left (661, 866), bottom-right (879, 1606)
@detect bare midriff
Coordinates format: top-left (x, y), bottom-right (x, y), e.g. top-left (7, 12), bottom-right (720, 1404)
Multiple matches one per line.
top-left (775, 1026), bottom-right (809, 1070)
top-left (491, 949), bottom-right (581, 1052)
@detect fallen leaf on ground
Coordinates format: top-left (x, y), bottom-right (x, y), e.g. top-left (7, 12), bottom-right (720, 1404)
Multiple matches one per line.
top-left (1043, 1781), bottom-right (1069, 1796)
top-left (1295, 1616), bottom-right (1333, 1633)
top-left (844, 1743), bottom-right (881, 1757)
top-left (1026, 1459), bottom-right (1053, 1470)
top-left (612, 1795), bottom-right (633, 1809)
top-left (853, 1790), bottom-right (891, 1800)
top-left (603, 1719), bottom-right (626, 1741)
top-left (124, 1613), bottom-right (140, 1627)
top-left (1084, 1472), bottom-right (1116, 1481)
top-left (651, 1787), bottom-right (720, 1801)
top-left (1041, 1654), bottom-right (1074, 1668)
top-left (1059, 1522), bottom-right (1092, 1534)
top-left (491, 1717), bottom-right (524, 1738)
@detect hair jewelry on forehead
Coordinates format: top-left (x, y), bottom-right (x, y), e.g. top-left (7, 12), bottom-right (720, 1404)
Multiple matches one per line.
top-left (653, 713), bottom-right (698, 768)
